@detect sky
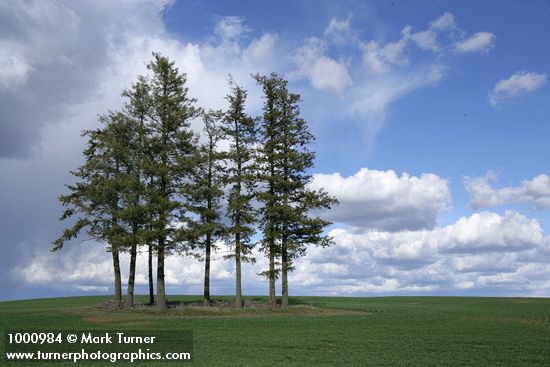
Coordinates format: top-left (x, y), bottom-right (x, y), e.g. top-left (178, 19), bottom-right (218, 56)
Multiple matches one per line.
top-left (1, 0), bottom-right (550, 300)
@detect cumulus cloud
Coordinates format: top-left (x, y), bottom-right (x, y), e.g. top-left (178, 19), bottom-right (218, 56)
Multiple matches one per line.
top-left (245, 33), bottom-right (279, 65)
top-left (454, 32), bottom-right (495, 53)
top-left (290, 37), bottom-right (352, 95)
top-left (489, 71), bottom-right (547, 107)
top-left (465, 171), bottom-right (550, 209)
top-left (14, 211), bottom-right (550, 297)
top-left (5, 3), bottom-right (539, 300)
top-left (309, 168), bottom-right (450, 232)
top-left (287, 211), bottom-right (549, 296)
top-left (12, 240), bottom-right (267, 296)
top-left (0, 0), bottom-right (169, 158)
top-left (0, 2), bottom-right (279, 159)
top-left (443, 211), bottom-right (542, 253)
top-left (0, 42), bottom-right (33, 90)
top-left (0, 2), bottom-right (283, 299)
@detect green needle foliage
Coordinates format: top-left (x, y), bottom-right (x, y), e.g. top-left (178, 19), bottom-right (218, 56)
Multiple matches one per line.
top-left (254, 73), bottom-right (282, 308)
top-left (142, 53), bottom-right (199, 309)
top-left (54, 112), bottom-right (145, 303)
top-left (120, 76), bottom-right (152, 308)
top-left (55, 55), bottom-right (337, 310)
top-left (184, 109), bottom-right (226, 306)
top-left (220, 78), bottom-right (258, 308)
top-left (254, 73), bottom-right (337, 308)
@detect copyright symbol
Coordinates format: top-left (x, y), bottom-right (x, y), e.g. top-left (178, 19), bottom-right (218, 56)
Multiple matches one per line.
top-left (67, 334), bottom-right (78, 343)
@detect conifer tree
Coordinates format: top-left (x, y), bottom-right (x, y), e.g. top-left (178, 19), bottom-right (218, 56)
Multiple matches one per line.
top-left (254, 73), bottom-right (337, 308)
top-left (274, 79), bottom-right (337, 308)
top-left (184, 110), bottom-right (226, 306)
top-left (220, 78), bottom-right (257, 308)
top-left (254, 73), bottom-right (283, 308)
top-left (144, 53), bottom-right (199, 309)
top-left (120, 77), bottom-right (151, 307)
top-left (53, 112), bottom-right (139, 304)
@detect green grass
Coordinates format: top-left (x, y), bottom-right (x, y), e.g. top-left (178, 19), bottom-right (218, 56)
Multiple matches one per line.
top-left (1, 295), bottom-right (549, 366)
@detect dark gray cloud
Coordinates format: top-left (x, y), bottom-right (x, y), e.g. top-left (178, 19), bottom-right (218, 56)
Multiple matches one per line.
top-left (0, 0), bottom-right (170, 299)
top-left (3, 2), bottom-right (550, 300)
top-left (0, 5), bottom-right (285, 300)
top-left (0, 0), bottom-right (165, 158)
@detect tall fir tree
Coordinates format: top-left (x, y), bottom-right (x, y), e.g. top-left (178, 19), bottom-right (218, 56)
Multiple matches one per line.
top-left (220, 78), bottom-right (257, 308)
top-left (120, 76), bottom-right (152, 307)
top-left (274, 77), bottom-right (337, 308)
top-left (254, 73), bottom-right (283, 308)
top-left (54, 112), bottom-right (141, 304)
top-left (255, 73), bottom-right (337, 308)
top-left (55, 52), bottom-right (338, 310)
top-left (184, 110), bottom-right (226, 306)
top-left (143, 53), bottom-right (199, 309)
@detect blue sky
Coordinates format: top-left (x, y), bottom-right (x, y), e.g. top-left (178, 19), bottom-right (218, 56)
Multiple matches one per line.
top-left (1, 0), bottom-right (550, 300)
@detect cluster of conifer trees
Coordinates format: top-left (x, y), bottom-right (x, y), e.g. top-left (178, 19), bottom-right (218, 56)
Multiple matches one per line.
top-left (53, 53), bottom-right (337, 309)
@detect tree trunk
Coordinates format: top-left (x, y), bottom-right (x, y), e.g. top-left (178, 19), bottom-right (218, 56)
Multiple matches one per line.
top-left (204, 145), bottom-right (213, 307)
top-left (281, 242), bottom-right (289, 309)
top-left (281, 149), bottom-right (289, 309)
top-left (112, 248), bottom-right (122, 303)
top-left (235, 232), bottom-right (242, 308)
top-left (148, 176), bottom-right (155, 306)
top-left (203, 233), bottom-right (211, 306)
top-left (233, 123), bottom-right (243, 309)
top-left (148, 242), bottom-right (154, 305)
top-left (157, 239), bottom-right (166, 309)
top-left (269, 238), bottom-right (276, 309)
top-left (268, 147), bottom-right (278, 309)
top-left (125, 242), bottom-right (137, 308)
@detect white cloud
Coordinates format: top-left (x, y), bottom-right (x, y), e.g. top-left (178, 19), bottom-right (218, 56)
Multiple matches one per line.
top-left (0, 42), bottom-right (33, 90)
top-left (465, 171), bottom-right (550, 209)
top-left (287, 211), bottom-right (549, 296)
top-left (347, 63), bottom-right (444, 137)
top-left (309, 168), bottom-right (450, 232)
top-left (0, 4), bottom-right (283, 298)
top-left (443, 211), bottom-right (542, 253)
top-left (361, 36), bottom-right (409, 74)
top-left (274, 13), bottom-right (495, 146)
top-left (0, 0), bottom-right (167, 158)
top-left (244, 33), bottom-right (279, 65)
top-left (14, 211), bottom-right (550, 297)
top-left (359, 12), bottom-right (480, 74)
top-left (291, 37), bottom-right (352, 95)
top-left (12, 238), bottom-right (265, 296)
top-left (4, 4), bottom-right (534, 300)
top-left (430, 12), bottom-right (456, 31)
top-left (14, 244), bottom-right (114, 288)
top-left (347, 12), bottom-right (492, 140)
top-left (489, 71), bottom-right (547, 107)
top-left (362, 22), bottom-right (444, 74)
top-left (454, 31), bottom-right (495, 53)
top-left (324, 16), bottom-right (354, 44)
top-left (215, 16), bottom-right (249, 40)
top-left (408, 29), bottom-right (439, 52)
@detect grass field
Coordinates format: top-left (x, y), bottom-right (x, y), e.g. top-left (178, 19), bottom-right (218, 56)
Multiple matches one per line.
top-left (1, 295), bottom-right (549, 366)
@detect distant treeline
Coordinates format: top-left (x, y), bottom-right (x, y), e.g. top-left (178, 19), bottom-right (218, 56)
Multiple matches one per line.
top-left (54, 53), bottom-right (337, 309)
